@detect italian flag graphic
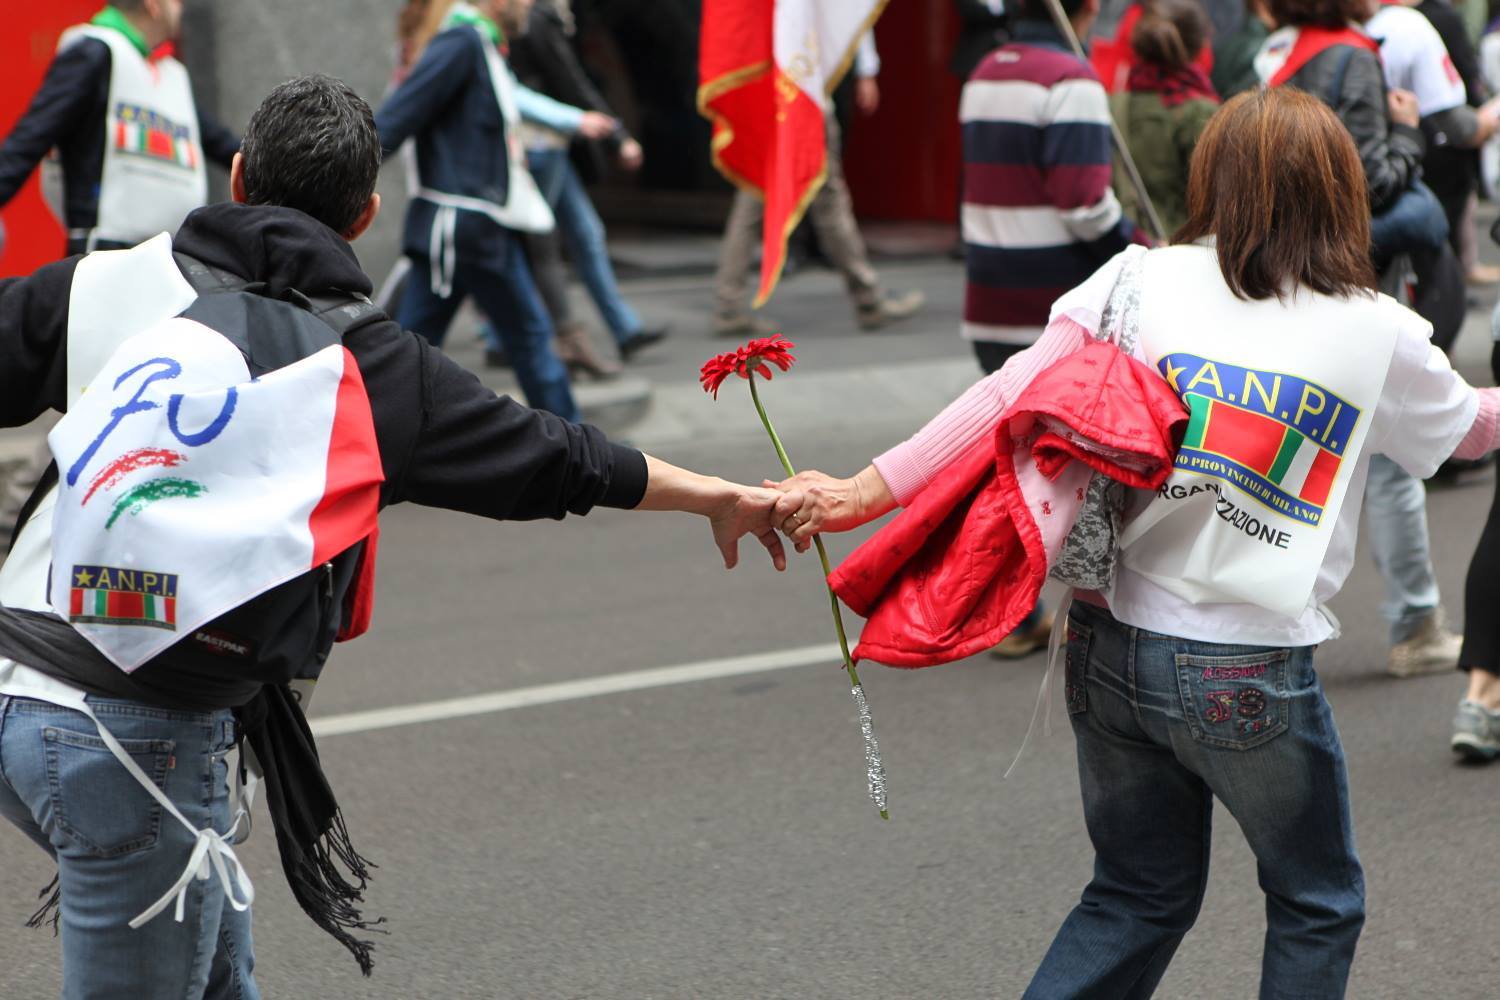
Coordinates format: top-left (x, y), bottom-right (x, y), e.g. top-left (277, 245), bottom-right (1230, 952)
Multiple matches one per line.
top-left (115, 119), bottom-right (194, 169)
top-left (697, 0), bottom-right (887, 305)
top-left (1184, 394), bottom-right (1339, 507)
top-left (70, 570), bottom-right (177, 630)
top-left (49, 316), bottom-right (384, 672)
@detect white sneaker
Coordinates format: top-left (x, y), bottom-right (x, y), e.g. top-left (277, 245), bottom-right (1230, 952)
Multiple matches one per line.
top-left (1387, 612), bottom-right (1463, 677)
top-left (1452, 699), bottom-right (1500, 762)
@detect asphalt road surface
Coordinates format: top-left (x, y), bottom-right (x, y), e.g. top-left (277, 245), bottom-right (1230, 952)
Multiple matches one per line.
top-left (0, 258), bottom-right (1496, 998)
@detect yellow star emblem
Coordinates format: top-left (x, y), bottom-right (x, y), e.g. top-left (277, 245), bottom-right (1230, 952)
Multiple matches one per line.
top-left (73, 568), bottom-right (94, 587)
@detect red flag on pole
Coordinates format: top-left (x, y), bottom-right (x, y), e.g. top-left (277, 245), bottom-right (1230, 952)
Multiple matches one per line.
top-left (697, 0), bottom-right (887, 306)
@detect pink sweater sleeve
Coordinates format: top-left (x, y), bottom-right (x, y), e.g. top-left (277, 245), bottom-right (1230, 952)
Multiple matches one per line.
top-left (873, 318), bottom-right (1094, 506)
top-left (1452, 386), bottom-right (1500, 460)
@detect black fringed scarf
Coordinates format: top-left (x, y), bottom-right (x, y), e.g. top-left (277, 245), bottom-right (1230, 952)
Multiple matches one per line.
top-left (234, 684), bottom-right (385, 974)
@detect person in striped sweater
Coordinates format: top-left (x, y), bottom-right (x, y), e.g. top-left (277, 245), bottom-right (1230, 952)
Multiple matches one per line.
top-left (961, 0), bottom-right (1146, 378)
top-left (960, 0), bottom-right (1147, 656)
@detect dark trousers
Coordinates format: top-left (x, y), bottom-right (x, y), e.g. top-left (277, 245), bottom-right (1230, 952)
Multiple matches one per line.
top-left (1460, 342), bottom-right (1500, 675)
top-left (973, 339), bottom-right (1030, 376)
top-left (398, 246), bottom-right (580, 423)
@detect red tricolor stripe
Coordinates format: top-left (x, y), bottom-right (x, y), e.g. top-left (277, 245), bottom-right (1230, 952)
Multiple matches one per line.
top-left (1199, 402), bottom-right (1286, 476)
top-left (1266, 28), bottom-right (1379, 89)
top-left (1299, 449), bottom-right (1339, 507)
top-left (697, 0), bottom-right (886, 306)
top-left (307, 347), bottom-right (383, 640)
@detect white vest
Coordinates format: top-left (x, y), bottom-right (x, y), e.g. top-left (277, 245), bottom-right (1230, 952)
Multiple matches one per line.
top-left (1115, 245), bottom-right (1400, 619)
top-left (415, 20), bottom-right (554, 296)
top-left (59, 25), bottom-right (208, 248)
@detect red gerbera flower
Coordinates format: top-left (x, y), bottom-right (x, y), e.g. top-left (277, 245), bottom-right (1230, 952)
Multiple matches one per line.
top-left (699, 335), bottom-right (797, 399)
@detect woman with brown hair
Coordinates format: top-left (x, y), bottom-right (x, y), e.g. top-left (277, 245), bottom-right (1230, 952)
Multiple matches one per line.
top-left (372, 0), bottom-right (615, 419)
top-left (1112, 0), bottom-right (1219, 234)
top-left (768, 88), bottom-right (1500, 996)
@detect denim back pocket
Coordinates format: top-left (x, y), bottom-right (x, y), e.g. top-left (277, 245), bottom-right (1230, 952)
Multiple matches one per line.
top-left (1065, 621), bottom-right (1092, 716)
top-left (1174, 650), bottom-right (1290, 750)
top-left (43, 727), bottom-right (174, 858)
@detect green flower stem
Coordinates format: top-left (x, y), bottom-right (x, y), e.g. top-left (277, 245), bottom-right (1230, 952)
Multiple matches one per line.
top-left (748, 376), bottom-right (888, 820)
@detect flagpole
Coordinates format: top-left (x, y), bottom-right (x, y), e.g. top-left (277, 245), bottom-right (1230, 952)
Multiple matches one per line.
top-left (1038, 0), bottom-right (1170, 243)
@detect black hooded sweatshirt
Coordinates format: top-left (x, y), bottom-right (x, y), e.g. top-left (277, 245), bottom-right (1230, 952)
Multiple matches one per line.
top-left (0, 202), bottom-right (647, 709)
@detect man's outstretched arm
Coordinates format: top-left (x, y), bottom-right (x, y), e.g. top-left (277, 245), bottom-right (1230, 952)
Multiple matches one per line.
top-left (376, 338), bottom-right (787, 569)
top-left (635, 455), bottom-right (786, 570)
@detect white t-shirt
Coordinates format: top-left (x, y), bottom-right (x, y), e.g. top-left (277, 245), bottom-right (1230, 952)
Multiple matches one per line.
top-left (1366, 5), bottom-right (1468, 116)
top-left (1105, 245), bottom-right (1477, 648)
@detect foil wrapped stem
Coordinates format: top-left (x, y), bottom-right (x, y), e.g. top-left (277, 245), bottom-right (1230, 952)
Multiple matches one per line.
top-left (747, 376), bottom-right (891, 820)
top-left (851, 682), bottom-right (889, 819)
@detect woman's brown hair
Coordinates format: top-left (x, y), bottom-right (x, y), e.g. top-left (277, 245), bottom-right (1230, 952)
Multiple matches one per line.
top-left (1266, 0), bottom-right (1369, 29)
top-left (1132, 0), bottom-right (1209, 72)
top-left (402, 0), bottom-right (460, 67)
top-left (1175, 88), bottom-right (1377, 301)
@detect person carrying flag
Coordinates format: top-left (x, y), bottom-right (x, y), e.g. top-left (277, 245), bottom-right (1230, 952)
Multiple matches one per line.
top-left (0, 73), bottom-right (790, 998)
top-left (0, 0), bottom-right (240, 256)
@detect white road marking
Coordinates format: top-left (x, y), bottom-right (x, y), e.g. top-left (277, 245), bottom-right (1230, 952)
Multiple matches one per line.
top-left (309, 643), bottom-right (843, 737)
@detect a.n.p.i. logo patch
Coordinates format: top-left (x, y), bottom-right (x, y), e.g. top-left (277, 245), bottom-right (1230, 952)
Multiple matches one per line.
top-left (1161, 354), bottom-right (1361, 526)
top-left (112, 102), bottom-right (196, 170)
top-left (69, 565), bottom-right (178, 631)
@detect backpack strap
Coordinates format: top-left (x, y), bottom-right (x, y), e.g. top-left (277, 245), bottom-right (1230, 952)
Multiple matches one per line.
top-left (173, 252), bottom-right (388, 339)
top-left (293, 290), bottom-right (387, 339)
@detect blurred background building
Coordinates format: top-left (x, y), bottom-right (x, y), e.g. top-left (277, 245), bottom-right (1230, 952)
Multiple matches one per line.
top-left (2, 0), bottom-right (1246, 280)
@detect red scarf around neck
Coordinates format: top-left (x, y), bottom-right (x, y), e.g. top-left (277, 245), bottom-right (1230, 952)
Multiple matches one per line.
top-left (1267, 27), bottom-right (1380, 88)
top-left (1127, 61), bottom-right (1220, 107)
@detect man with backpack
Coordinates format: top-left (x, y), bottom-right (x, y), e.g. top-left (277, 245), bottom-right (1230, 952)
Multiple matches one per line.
top-left (0, 74), bottom-right (789, 998)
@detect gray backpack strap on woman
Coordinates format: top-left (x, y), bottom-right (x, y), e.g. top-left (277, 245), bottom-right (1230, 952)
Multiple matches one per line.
top-left (1049, 252), bottom-right (1145, 591)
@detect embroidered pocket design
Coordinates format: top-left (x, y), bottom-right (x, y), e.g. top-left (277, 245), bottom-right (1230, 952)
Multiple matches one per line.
top-left (1176, 650), bottom-right (1291, 750)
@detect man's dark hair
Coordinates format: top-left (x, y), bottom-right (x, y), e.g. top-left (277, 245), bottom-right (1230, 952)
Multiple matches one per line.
top-left (108, 0), bottom-right (148, 11)
top-left (1015, 0), bottom-right (1089, 22)
top-left (240, 75), bottom-right (381, 236)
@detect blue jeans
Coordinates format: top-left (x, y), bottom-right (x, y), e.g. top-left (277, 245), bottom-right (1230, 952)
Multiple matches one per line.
top-left (1364, 454), bottom-right (1442, 643)
top-left (0, 696), bottom-right (257, 999)
top-left (1026, 603), bottom-right (1365, 999)
top-left (398, 242), bottom-right (580, 423)
top-left (526, 148), bottom-right (641, 345)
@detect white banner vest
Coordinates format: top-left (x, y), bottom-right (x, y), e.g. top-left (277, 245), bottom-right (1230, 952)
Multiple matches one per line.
top-left (47, 318), bottom-right (381, 671)
top-left (1116, 246), bottom-right (1400, 619)
top-left (59, 25), bottom-right (208, 248)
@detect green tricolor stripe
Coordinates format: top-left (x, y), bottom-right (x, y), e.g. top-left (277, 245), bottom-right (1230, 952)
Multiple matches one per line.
top-left (1182, 394), bottom-right (1211, 449)
top-left (1267, 427), bottom-right (1306, 484)
top-left (92, 590), bottom-right (107, 617)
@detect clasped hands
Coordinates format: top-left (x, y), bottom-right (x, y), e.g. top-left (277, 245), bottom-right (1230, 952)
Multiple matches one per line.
top-left (709, 465), bottom-right (896, 570)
